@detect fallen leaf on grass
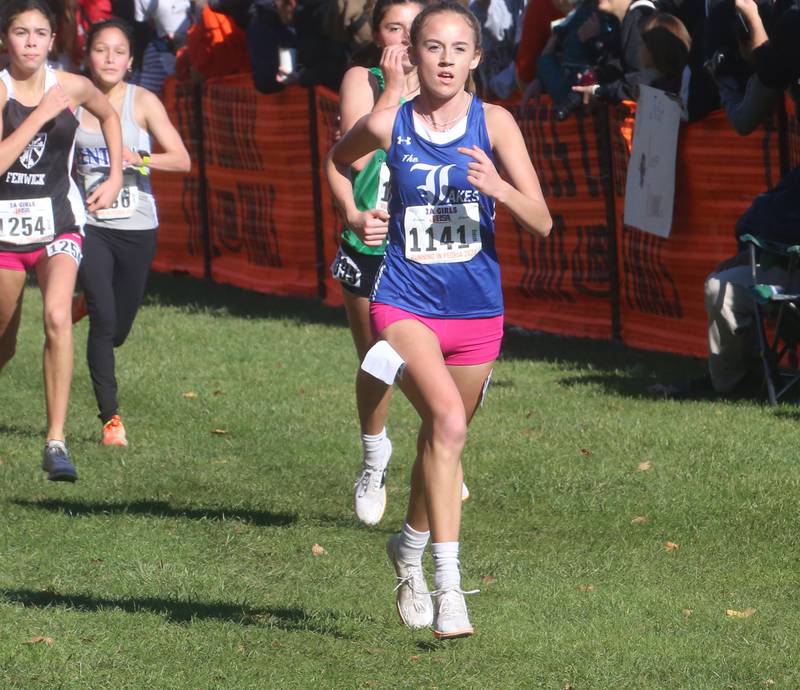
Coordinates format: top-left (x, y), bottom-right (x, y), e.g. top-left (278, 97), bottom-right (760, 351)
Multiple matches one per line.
top-left (236, 645), bottom-right (247, 653)
top-left (409, 655), bottom-right (420, 662)
top-left (631, 516), bottom-right (648, 525)
top-left (211, 429), bottom-right (228, 435)
top-left (579, 448), bottom-right (593, 457)
top-left (664, 541), bottom-right (680, 552)
top-left (577, 584), bottom-right (594, 592)
top-left (682, 608), bottom-right (693, 618)
top-left (24, 636), bottom-right (53, 646)
top-left (271, 641), bottom-right (283, 649)
top-left (213, 390), bottom-right (225, 397)
top-left (89, 558), bottom-right (103, 565)
top-left (311, 543), bottom-right (327, 556)
top-left (182, 391), bottom-right (198, 398)
top-left (637, 461), bottom-right (653, 472)
top-left (481, 575), bottom-right (496, 585)
top-left (725, 608), bottom-right (756, 619)
top-left (564, 683), bottom-right (575, 690)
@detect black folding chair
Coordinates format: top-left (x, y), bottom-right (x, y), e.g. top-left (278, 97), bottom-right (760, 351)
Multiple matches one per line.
top-left (740, 233), bottom-right (800, 405)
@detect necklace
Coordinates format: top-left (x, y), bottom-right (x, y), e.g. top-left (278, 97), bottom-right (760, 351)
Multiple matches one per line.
top-left (418, 94), bottom-right (472, 132)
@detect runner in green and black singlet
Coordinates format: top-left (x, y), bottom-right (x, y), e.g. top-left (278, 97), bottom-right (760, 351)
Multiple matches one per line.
top-left (330, 0), bottom-right (425, 527)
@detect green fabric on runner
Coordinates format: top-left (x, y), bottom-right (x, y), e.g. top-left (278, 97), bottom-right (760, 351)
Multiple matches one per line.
top-left (340, 67), bottom-right (394, 257)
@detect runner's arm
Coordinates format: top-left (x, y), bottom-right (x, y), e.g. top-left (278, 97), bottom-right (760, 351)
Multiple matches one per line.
top-left (326, 107), bottom-right (395, 245)
top-left (138, 89), bottom-right (191, 172)
top-left (481, 104), bottom-right (552, 237)
top-left (65, 73), bottom-right (123, 211)
top-left (0, 81), bottom-right (73, 176)
top-left (340, 64), bottom-right (402, 173)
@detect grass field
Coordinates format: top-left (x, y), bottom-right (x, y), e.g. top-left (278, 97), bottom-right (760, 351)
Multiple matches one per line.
top-left (1, 273), bottom-right (800, 689)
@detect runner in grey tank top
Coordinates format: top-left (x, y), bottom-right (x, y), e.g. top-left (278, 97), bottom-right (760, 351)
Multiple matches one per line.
top-left (74, 18), bottom-right (190, 448)
top-left (75, 82), bottom-right (158, 231)
top-left (0, 0), bottom-right (123, 483)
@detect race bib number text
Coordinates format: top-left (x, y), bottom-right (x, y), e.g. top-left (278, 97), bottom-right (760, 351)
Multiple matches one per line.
top-left (85, 170), bottom-right (139, 220)
top-left (94, 185), bottom-right (139, 220)
top-left (0, 197), bottom-right (55, 246)
top-left (45, 236), bottom-right (82, 266)
top-left (404, 203), bottom-right (481, 264)
top-left (331, 247), bottom-right (362, 288)
top-left (375, 162), bottom-right (391, 213)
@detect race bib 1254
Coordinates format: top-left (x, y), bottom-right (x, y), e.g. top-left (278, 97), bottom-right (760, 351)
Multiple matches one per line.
top-left (0, 197), bottom-right (55, 246)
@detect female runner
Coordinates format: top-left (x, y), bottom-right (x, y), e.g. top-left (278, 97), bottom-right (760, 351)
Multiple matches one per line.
top-left (0, 0), bottom-right (122, 482)
top-left (74, 18), bottom-right (190, 446)
top-left (332, 0), bottom-right (425, 526)
top-left (327, 0), bottom-right (551, 638)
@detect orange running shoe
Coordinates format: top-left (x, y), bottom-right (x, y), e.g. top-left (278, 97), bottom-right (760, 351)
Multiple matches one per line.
top-left (101, 415), bottom-right (128, 446)
top-left (72, 293), bottom-right (88, 324)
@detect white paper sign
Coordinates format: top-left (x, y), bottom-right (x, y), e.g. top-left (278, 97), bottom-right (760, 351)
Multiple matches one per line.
top-left (623, 85), bottom-right (682, 238)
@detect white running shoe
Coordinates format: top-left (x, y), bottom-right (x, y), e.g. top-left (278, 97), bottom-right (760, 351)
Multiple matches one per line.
top-left (432, 586), bottom-right (479, 639)
top-left (461, 482), bottom-right (470, 501)
top-left (386, 533), bottom-right (434, 629)
top-left (354, 439), bottom-right (392, 526)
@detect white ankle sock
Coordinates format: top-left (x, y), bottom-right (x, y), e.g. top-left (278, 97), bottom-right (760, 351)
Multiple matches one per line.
top-left (398, 522), bottom-right (429, 563)
top-left (432, 541), bottom-right (461, 591)
top-left (361, 428), bottom-right (389, 469)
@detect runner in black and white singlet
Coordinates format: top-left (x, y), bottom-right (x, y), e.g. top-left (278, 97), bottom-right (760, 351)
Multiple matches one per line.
top-left (333, 0), bottom-right (425, 527)
top-left (327, 1), bottom-right (551, 638)
top-left (0, 0), bottom-right (123, 482)
top-left (73, 19), bottom-right (190, 447)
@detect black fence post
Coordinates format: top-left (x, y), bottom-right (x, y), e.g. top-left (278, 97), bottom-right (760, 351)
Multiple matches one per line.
top-left (307, 86), bottom-right (328, 302)
top-left (192, 81), bottom-right (213, 282)
top-left (597, 105), bottom-right (622, 343)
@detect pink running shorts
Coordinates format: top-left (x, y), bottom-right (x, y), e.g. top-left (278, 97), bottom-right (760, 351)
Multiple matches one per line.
top-left (0, 232), bottom-right (83, 272)
top-left (370, 302), bottom-right (504, 366)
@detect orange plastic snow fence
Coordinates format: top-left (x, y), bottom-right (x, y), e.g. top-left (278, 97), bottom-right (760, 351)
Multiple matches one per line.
top-left (150, 78), bottom-right (205, 278)
top-left (203, 76), bottom-right (319, 297)
top-left (150, 80), bottom-right (797, 358)
top-left (497, 98), bottom-right (615, 340)
top-left (610, 103), bottom-right (784, 357)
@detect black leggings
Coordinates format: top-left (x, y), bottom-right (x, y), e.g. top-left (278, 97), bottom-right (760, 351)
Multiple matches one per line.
top-left (78, 225), bottom-right (157, 422)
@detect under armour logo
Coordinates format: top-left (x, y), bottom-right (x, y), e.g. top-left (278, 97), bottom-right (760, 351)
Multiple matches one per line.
top-left (396, 135), bottom-right (411, 145)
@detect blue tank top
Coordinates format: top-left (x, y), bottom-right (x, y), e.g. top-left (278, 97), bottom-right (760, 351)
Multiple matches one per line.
top-left (372, 97), bottom-right (502, 319)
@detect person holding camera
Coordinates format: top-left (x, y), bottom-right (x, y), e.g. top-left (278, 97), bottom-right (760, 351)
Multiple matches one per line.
top-left (701, 0), bottom-right (782, 136)
top-left (569, 0), bottom-right (657, 104)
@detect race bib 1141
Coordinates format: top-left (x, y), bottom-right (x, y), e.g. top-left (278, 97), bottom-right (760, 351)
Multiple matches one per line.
top-left (403, 203), bottom-right (481, 264)
top-left (0, 197), bottom-right (55, 246)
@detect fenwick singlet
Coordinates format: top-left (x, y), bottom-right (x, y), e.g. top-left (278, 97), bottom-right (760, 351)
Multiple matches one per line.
top-left (372, 96), bottom-right (502, 319)
top-left (74, 83), bottom-right (158, 231)
top-left (0, 66), bottom-right (84, 253)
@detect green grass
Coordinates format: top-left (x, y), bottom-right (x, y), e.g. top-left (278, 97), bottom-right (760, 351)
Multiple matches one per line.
top-left (2, 273), bottom-right (800, 689)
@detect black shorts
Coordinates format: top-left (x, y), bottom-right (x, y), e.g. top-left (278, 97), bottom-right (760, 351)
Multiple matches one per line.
top-left (330, 242), bottom-right (384, 298)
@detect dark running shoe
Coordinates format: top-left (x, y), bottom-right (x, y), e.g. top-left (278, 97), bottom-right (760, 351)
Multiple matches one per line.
top-left (41, 440), bottom-right (78, 482)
